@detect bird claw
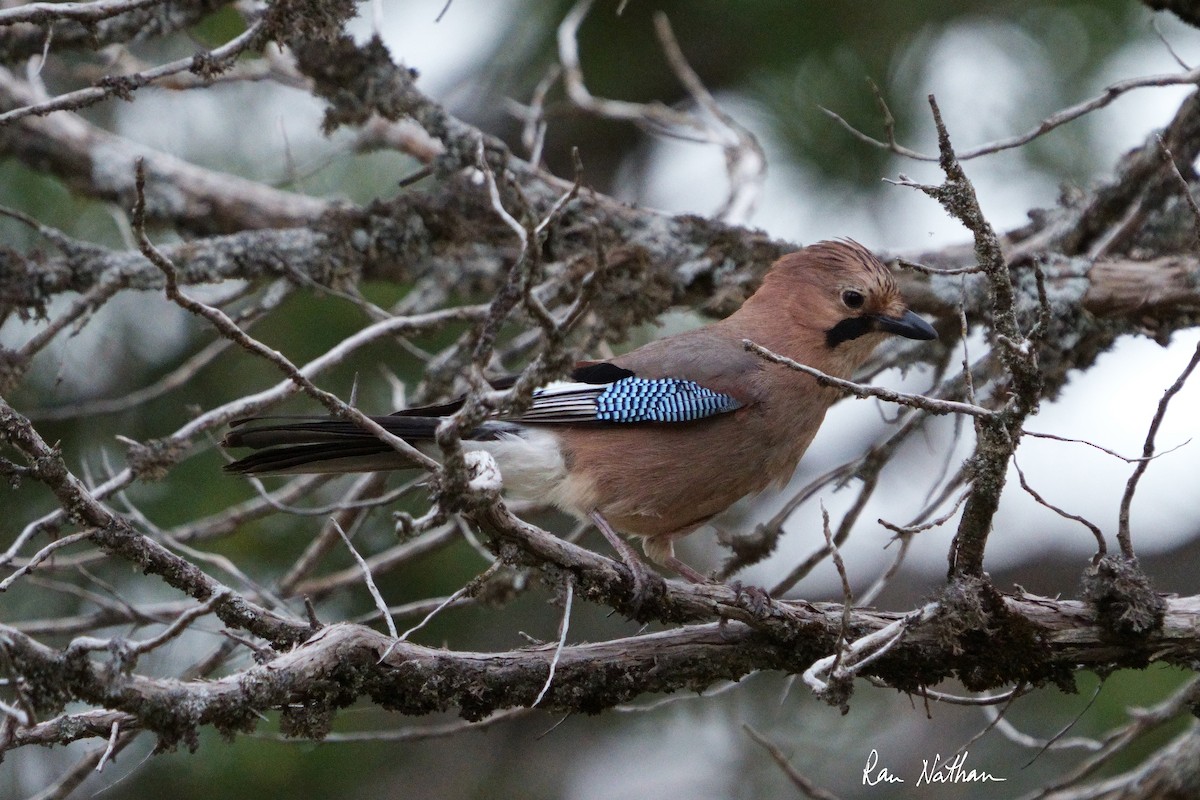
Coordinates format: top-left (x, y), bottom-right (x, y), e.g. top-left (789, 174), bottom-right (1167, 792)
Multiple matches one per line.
top-left (623, 559), bottom-right (665, 617)
top-left (729, 580), bottom-right (774, 619)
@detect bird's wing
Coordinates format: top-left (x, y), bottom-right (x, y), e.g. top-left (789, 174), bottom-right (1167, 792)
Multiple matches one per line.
top-left (388, 362), bottom-right (637, 416)
top-left (515, 374), bottom-right (744, 424)
top-left (390, 360), bottom-right (746, 427)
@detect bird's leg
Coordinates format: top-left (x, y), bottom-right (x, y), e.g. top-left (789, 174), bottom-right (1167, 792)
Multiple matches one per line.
top-left (662, 555), bottom-right (710, 585)
top-left (644, 534), bottom-right (717, 585)
top-left (643, 533), bottom-right (709, 582)
top-left (589, 510), bottom-right (657, 613)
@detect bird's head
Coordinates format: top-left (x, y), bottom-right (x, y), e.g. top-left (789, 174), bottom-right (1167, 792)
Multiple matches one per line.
top-left (739, 239), bottom-right (937, 371)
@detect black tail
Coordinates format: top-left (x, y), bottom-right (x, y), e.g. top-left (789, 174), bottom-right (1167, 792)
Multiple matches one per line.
top-left (221, 415), bottom-right (446, 475)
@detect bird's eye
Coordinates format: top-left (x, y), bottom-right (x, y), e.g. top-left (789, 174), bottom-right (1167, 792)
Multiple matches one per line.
top-left (842, 290), bottom-right (865, 310)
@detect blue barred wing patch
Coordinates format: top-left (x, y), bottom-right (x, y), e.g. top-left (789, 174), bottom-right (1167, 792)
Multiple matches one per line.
top-left (594, 377), bottom-right (742, 423)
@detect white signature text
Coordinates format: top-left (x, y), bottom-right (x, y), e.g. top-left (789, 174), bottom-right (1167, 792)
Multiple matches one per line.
top-left (862, 749), bottom-right (1007, 787)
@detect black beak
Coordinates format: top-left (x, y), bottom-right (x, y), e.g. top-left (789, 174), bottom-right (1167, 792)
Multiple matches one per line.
top-left (873, 310), bottom-right (938, 341)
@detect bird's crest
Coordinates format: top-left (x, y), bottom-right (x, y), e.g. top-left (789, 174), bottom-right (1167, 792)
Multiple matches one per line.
top-left (804, 238), bottom-right (897, 295)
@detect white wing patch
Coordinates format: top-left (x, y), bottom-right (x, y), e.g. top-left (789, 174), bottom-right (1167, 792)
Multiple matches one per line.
top-left (516, 381), bottom-right (606, 422)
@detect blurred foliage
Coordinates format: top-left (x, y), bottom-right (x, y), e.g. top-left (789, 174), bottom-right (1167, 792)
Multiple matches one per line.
top-left (467, 0), bottom-right (1143, 193)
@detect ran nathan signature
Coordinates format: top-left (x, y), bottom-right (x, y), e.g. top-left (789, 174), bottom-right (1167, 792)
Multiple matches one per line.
top-left (863, 748), bottom-right (1007, 787)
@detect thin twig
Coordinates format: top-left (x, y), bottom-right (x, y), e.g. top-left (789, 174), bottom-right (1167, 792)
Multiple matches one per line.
top-left (557, 0), bottom-right (763, 221)
top-left (981, 685), bottom-right (1105, 759)
top-left (823, 64), bottom-right (1200, 162)
top-left (0, 699), bottom-right (31, 727)
top-left (743, 724), bottom-right (844, 800)
top-left (128, 591), bottom-right (227, 656)
top-left (274, 474), bottom-right (393, 595)
top-left (1116, 337), bottom-right (1200, 559)
top-left (398, 562), bottom-right (504, 642)
top-left (878, 487), bottom-right (971, 538)
top-left (1023, 429), bottom-right (1190, 464)
top-left (864, 680), bottom-right (1026, 707)
top-left (770, 462), bottom-right (881, 597)
top-left (1014, 459), bottom-right (1106, 558)
top-left (95, 719), bottom-right (121, 771)
top-left (1157, 133), bottom-right (1200, 246)
top-left (0, 531), bottom-right (93, 591)
top-left (803, 603), bottom-right (939, 699)
top-left (533, 577), bottom-right (574, 707)
top-left (822, 504), bottom-right (855, 681)
top-left (650, 11), bottom-right (765, 221)
top-left (1024, 677), bottom-right (1200, 798)
top-left (262, 708), bottom-right (527, 743)
top-left (64, 590), bottom-right (228, 658)
top-left (856, 532), bottom-right (914, 607)
top-left (895, 257), bottom-right (983, 276)
top-left (0, 20), bottom-right (267, 125)
top-left (744, 340), bottom-right (994, 419)
top-left (332, 520), bottom-right (398, 641)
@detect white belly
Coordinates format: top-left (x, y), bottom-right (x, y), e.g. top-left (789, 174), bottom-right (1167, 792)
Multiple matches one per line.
top-left (466, 429), bottom-right (597, 517)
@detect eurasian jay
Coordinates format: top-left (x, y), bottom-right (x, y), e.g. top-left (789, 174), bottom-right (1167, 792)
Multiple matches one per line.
top-left (223, 240), bottom-right (936, 587)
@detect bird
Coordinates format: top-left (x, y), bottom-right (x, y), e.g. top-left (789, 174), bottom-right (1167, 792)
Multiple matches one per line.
top-left (222, 240), bottom-right (937, 595)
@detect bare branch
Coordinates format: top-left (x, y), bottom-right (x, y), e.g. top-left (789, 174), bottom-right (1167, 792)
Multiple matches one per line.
top-left (896, 96), bottom-right (1042, 579)
top-left (0, 0), bottom-right (164, 26)
top-left (1030, 677), bottom-right (1200, 797)
top-left (803, 603), bottom-right (940, 702)
top-left (0, 19), bottom-right (266, 126)
top-left (650, 11), bottom-right (766, 221)
top-left (0, 531), bottom-right (92, 591)
top-left (260, 708), bottom-right (527, 743)
top-left (2, 593), bottom-right (1200, 745)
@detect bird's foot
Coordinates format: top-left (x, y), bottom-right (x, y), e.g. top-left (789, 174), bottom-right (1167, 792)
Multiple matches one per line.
top-left (623, 554), bottom-right (665, 617)
top-left (659, 555), bottom-right (773, 619)
top-left (729, 580), bottom-right (774, 619)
